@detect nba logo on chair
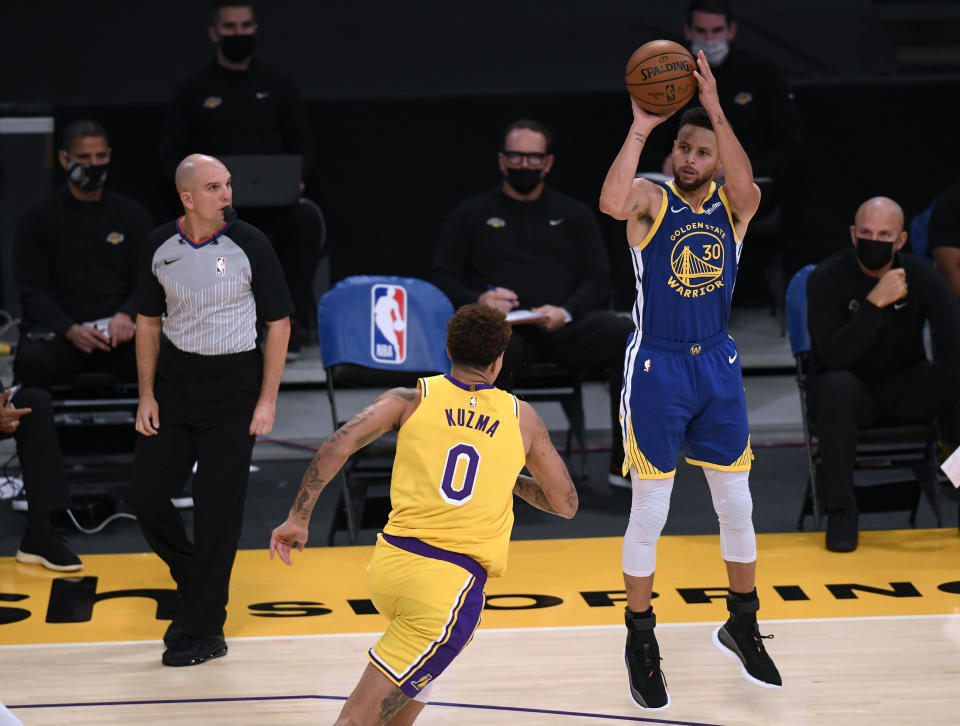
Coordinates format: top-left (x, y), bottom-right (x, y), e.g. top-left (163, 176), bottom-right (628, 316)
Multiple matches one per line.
top-left (371, 284), bottom-right (407, 364)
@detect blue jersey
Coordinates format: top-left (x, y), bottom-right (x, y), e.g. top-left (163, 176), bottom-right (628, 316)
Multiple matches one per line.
top-left (628, 181), bottom-right (742, 343)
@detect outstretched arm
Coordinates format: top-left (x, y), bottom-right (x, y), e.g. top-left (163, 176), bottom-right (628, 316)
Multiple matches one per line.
top-left (515, 401), bottom-right (578, 518)
top-left (693, 50), bottom-right (761, 225)
top-left (269, 387), bottom-right (418, 564)
top-left (599, 98), bottom-right (672, 224)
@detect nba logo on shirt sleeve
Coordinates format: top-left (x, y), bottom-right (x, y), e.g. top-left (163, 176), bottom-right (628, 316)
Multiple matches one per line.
top-left (216, 257), bottom-right (226, 276)
top-left (371, 284), bottom-right (407, 364)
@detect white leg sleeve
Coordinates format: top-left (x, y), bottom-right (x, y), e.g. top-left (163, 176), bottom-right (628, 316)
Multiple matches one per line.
top-left (622, 469), bottom-right (674, 577)
top-left (702, 467), bottom-right (756, 563)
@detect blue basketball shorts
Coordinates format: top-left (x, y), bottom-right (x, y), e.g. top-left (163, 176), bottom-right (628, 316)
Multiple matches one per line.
top-left (619, 329), bottom-right (752, 478)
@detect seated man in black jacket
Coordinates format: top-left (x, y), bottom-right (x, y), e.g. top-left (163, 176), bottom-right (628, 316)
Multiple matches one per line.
top-left (14, 119), bottom-right (150, 390)
top-left (806, 196), bottom-right (960, 552)
top-left (432, 119), bottom-right (635, 485)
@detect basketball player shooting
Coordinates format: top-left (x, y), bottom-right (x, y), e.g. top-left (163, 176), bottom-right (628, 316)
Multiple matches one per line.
top-left (598, 50), bottom-right (781, 710)
top-left (269, 303), bottom-right (578, 726)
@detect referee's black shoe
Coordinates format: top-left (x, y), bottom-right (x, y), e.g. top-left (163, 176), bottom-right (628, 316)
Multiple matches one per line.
top-left (162, 633), bottom-right (227, 667)
top-left (623, 607), bottom-right (669, 710)
top-left (712, 592), bottom-right (782, 688)
top-left (16, 531), bottom-right (82, 572)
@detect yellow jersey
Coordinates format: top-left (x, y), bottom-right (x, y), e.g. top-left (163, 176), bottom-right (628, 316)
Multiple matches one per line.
top-left (383, 374), bottom-right (526, 577)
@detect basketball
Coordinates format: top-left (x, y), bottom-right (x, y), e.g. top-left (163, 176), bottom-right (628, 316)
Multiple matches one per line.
top-left (625, 39), bottom-right (698, 115)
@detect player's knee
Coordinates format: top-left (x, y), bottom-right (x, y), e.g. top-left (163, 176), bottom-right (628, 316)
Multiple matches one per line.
top-left (704, 468), bottom-right (757, 562)
top-left (705, 468), bottom-right (753, 531)
top-left (628, 474), bottom-right (673, 540)
top-left (622, 473), bottom-right (674, 577)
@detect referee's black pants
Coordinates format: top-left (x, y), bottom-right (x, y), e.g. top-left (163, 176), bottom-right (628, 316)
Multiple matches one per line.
top-left (131, 342), bottom-right (261, 638)
top-left (809, 361), bottom-right (957, 515)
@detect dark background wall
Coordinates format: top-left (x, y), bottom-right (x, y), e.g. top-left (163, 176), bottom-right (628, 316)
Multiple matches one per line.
top-left (2, 1), bottom-right (954, 311)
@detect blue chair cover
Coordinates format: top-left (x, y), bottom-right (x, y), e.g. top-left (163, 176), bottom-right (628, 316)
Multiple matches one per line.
top-left (909, 201), bottom-right (935, 260)
top-left (317, 275), bottom-right (453, 373)
top-left (785, 264), bottom-right (816, 356)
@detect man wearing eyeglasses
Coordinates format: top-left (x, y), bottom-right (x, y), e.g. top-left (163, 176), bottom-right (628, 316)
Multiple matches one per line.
top-left (432, 119), bottom-right (635, 486)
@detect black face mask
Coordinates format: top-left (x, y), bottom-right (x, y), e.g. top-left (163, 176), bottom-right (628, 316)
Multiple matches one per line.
top-left (855, 237), bottom-right (895, 270)
top-left (220, 34), bottom-right (256, 63)
top-left (504, 167), bottom-right (543, 195)
top-left (66, 160), bottom-right (109, 191)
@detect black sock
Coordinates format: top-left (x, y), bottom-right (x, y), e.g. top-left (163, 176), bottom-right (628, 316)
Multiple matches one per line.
top-left (629, 606), bottom-right (654, 618)
top-left (731, 588), bottom-right (757, 603)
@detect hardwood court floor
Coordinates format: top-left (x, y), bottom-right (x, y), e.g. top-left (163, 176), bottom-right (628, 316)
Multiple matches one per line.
top-left (2, 530), bottom-right (960, 725)
top-left (3, 618), bottom-right (960, 725)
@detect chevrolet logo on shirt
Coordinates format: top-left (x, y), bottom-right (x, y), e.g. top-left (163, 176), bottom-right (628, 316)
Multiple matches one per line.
top-left (486, 217), bottom-right (506, 228)
top-left (105, 232), bottom-right (125, 245)
top-left (203, 96), bottom-right (223, 109)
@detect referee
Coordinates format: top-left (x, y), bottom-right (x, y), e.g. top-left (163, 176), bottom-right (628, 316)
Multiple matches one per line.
top-left (132, 154), bottom-right (292, 667)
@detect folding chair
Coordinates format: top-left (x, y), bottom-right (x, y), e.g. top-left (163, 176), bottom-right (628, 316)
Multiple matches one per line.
top-left (317, 275), bottom-right (453, 544)
top-left (785, 265), bottom-right (942, 530)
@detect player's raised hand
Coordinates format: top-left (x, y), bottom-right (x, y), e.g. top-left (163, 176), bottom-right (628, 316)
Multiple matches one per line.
top-left (630, 97), bottom-right (674, 131)
top-left (693, 50), bottom-right (721, 113)
top-left (269, 517), bottom-right (308, 566)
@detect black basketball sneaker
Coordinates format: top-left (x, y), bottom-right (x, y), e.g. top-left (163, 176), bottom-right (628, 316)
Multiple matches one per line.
top-left (712, 593), bottom-right (782, 688)
top-left (623, 607), bottom-right (669, 710)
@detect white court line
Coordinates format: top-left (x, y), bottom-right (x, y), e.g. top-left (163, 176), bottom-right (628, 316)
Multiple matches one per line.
top-left (2, 612), bottom-right (958, 650)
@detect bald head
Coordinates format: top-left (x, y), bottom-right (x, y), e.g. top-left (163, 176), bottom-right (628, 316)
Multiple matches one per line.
top-left (854, 196), bottom-right (904, 234)
top-left (849, 196), bottom-right (908, 274)
top-left (175, 153), bottom-right (232, 226)
top-left (175, 154), bottom-right (227, 193)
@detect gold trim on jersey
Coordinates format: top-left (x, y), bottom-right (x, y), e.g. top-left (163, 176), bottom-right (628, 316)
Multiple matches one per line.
top-left (685, 438), bottom-right (753, 472)
top-left (717, 187), bottom-right (741, 245)
top-left (666, 180), bottom-right (718, 213)
top-left (635, 186), bottom-right (668, 251)
top-left (621, 412), bottom-right (675, 479)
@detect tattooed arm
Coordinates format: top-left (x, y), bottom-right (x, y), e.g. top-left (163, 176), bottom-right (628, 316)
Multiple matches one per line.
top-left (269, 387), bottom-right (419, 565)
top-left (514, 401), bottom-right (578, 519)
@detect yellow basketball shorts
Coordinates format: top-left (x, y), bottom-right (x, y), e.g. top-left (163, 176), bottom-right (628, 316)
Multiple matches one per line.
top-left (367, 533), bottom-right (487, 698)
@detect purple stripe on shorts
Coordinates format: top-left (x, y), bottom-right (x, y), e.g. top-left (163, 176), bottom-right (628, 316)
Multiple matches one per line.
top-left (381, 533), bottom-right (487, 584)
top-left (379, 534), bottom-right (487, 698)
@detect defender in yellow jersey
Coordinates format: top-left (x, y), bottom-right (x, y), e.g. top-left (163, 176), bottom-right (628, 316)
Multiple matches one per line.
top-left (270, 304), bottom-right (577, 726)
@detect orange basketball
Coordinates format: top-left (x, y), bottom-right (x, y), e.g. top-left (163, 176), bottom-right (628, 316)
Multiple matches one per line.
top-left (625, 39), bottom-right (698, 115)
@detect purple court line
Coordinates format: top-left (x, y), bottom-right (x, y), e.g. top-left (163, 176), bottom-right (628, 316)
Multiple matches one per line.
top-left (8, 694), bottom-right (726, 726)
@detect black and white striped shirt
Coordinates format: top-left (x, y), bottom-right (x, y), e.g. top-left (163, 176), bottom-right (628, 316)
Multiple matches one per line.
top-left (137, 218), bottom-right (292, 355)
